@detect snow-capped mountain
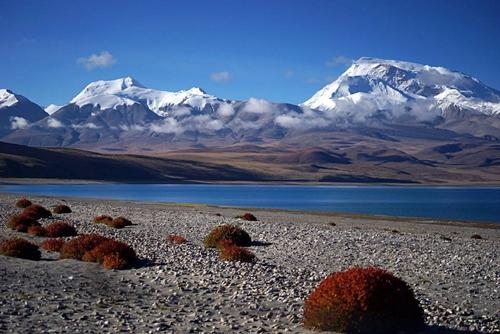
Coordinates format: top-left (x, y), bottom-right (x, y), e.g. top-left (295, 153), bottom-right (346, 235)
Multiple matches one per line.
top-left (302, 57), bottom-right (500, 119)
top-left (2, 58), bottom-right (500, 151)
top-left (70, 77), bottom-right (230, 117)
top-left (0, 89), bottom-right (48, 137)
top-left (44, 104), bottom-right (62, 115)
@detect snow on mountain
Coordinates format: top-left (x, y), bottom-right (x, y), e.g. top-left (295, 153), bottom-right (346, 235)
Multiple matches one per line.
top-left (302, 57), bottom-right (500, 117)
top-left (0, 89), bottom-right (20, 109)
top-left (0, 89), bottom-right (48, 137)
top-left (44, 104), bottom-right (62, 115)
top-left (70, 77), bottom-right (229, 116)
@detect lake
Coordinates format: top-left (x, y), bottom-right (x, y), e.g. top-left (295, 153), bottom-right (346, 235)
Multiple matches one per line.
top-left (1, 184), bottom-right (499, 223)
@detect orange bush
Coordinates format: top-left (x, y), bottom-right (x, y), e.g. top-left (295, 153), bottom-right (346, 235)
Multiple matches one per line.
top-left (303, 267), bottom-right (424, 333)
top-left (6, 214), bottom-right (40, 230)
top-left (22, 204), bottom-right (52, 220)
top-left (216, 238), bottom-right (236, 250)
top-left (60, 234), bottom-right (108, 260)
top-left (27, 225), bottom-right (46, 237)
top-left (53, 204), bottom-right (72, 214)
top-left (203, 224), bottom-right (252, 248)
top-left (94, 215), bottom-right (113, 224)
top-left (219, 246), bottom-right (256, 263)
top-left (236, 213), bottom-right (258, 221)
top-left (167, 235), bottom-right (187, 244)
top-left (107, 217), bottom-right (132, 229)
top-left (45, 221), bottom-right (77, 237)
top-left (60, 234), bottom-right (137, 270)
top-left (103, 253), bottom-right (130, 270)
top-left (40, 238), bottom-right (65, 252)
top-left (82, 239), bottom-right (137, 267)
top-left (15, 198), bottom-right (32, 208)
top-left (0, 238), bottom-right (41, 260)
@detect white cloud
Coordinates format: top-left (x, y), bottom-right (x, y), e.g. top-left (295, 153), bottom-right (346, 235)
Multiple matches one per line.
top-left (47, 118), bottom-right (63, 128)
top-left (210, 71), bottom-right (231, 82)
top-left (242, 97), bottom-right (274, 114)
top-left (325, 56), bottom-right (352, 68)
top-left (77, 51), bottom-right (116, 70)
top-left (217, 103), bottom-right (235, 117)
top-left (284, 70), bottom-right (294, 78)
top-left (150, 118), bottom-right (183, 134)
top-left (9, 116), bottom-right (29, 130)
top-left (72, 122), bottom-right (99, 129)
top-left (171, 106), bottom-right (192, 117)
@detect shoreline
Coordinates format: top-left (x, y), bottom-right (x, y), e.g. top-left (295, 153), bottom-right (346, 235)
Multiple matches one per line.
top-left (2, 177), bottom-right (500, 187)
top-left (0, 191), bottom-right (499, 228)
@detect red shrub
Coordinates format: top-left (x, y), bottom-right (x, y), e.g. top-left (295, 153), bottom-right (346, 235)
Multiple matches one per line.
top-left (103, 253), bottom-right (131, 270)
top-left (22, 204), bottom-right (52, 220)
top-left (27, 225), bottom-right (46, 237)
top-left (45, 221), bottom-right (77, 237)
top-left (53, 204), bottom-right (72, 214)
top-left (107, 217), bottom-right (132, 229)
top-left (219, 246), bottom-right (256, 263)
top-left (40, 238), bottom-right (65, 252)
top-left (203, 224), bottom-right (252, 248)
top-left (0, 238), bottom-right (41, 260)
top-left (15, 224), bottom-right (29, 232)
top-left (236, 213), bottom-right (258, 221)
top-left (6, 214), bottom-right (40, 230)
top-left (15, 198), bottom-right (32, 208)
top-left (216, 238), bottom-right (236, 250)
top-left (303, 267), bottom-right (424, 333)
top-left (82, 239), bottom-right (137, 270)
top-left (60, 234), bottom-right (108, 260)
top-left (93, 215), bottom-right (113, 224)
top-left (167, 235), bottom-right (187, 244)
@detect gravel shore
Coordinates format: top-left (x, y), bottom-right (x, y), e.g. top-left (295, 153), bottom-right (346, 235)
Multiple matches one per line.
top-left (0, 193), bottom-right (499, 333)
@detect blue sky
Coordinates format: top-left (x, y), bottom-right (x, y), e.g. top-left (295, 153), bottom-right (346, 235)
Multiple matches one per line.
top-left (1, 0), bottom-right (499, 106)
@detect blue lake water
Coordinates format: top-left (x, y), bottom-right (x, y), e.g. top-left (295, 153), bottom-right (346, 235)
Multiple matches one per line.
top-left (1, 184), bottom-right (499, 223)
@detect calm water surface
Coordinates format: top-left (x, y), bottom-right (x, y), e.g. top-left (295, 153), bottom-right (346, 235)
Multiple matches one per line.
top-left (1, 184), bottom-right (499, 223)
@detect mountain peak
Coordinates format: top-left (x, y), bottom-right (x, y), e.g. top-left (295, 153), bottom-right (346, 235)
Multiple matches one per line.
top-left (184, 87), bottom-right (207, 95)
top-left (0, 89), bottom-right (19, 108)
top-left (302, 57), bottom-right (500, 116)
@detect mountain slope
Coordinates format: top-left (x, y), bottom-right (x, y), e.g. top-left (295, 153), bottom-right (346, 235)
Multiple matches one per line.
top-left (0, 141), bottom-right (267, 182)
top-left (0, 89), bottom-right (48, 137)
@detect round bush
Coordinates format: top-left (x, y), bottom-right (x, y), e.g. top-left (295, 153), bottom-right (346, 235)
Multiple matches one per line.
top-left (40, 238), bottom-right (65, 252)
top-left (219, 246), bottom-right (256, 263)
top-left (6, 214), bottom-right (40, 230)
top-left (108, 217), bottom-right (132, 229)
top-left (216, 238), bottom-right (236, 250)
top-left (203, 224), bottom-right (252, 248)
top-left (83, 239), bottom-right (137, 268)
top-left (27, 225), bottom-right (46, 237)
top-left (167, 235), bottom-right (187, 244)
top-left (45, 221), bottom-right (77, 237)
top-left (471, 234), bottom-right (482, 240)
top-left (103, 253), bottom-right (131, 270)
top-left (15, 198), bottom-right (32, 208)
top-left (60, 234), bottom-right (108, 260)
top-left (53, 204), bottom-right (72, 214)
top-left (0, 238), bottom-right (41, 260)
top-left (94, 215), bottom-right (113, 224)
top-left (236, 213), bottom-right (258, 221)
top-left (22, 204), bottom-right (52, 220)
top-left (303, 267), bottom-right (424, 333)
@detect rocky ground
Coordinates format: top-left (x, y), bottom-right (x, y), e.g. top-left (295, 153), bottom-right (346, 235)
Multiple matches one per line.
top-left (0, 193), bottom-right (499, 333)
